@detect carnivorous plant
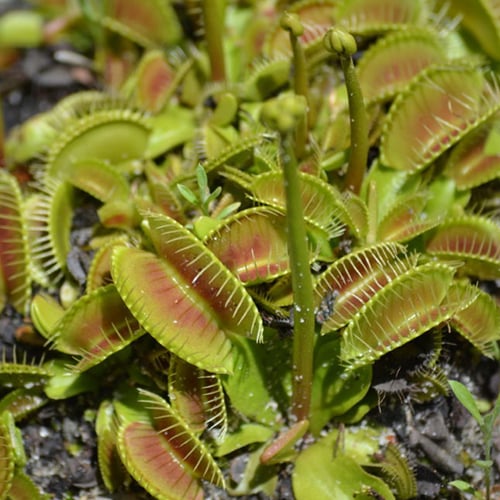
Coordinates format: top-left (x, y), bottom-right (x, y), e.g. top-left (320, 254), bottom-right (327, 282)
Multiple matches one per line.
top-left (0, 0), bottom-right (500, 498)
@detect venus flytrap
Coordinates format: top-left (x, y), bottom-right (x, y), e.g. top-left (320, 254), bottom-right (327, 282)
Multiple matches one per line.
top-left (1, 1), bottom-right (500, 498)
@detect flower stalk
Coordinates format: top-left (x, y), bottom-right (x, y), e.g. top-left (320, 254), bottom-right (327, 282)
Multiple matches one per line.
top-left (324, 28), bottom-right (368, 194)
top-left (261, 94), bottom-right (315, 422)
top-left (280, 12), bottom-right (309, 159)
top-left (202, 0), bottom-right (227, 83)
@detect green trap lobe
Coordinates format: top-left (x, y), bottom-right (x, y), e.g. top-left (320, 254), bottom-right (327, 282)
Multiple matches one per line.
top-left (444, 123), bottom-right (500, 189)
top-left (250, 172), bottom-right (345, 236)
top-left (135, 51), bottom-right (174, 113)
top-left (46, 112), bottom-right (150, 180)
top-left (337, 0), bottom-right (425, 34)
top-left (0, 412), bottom-right (15, 499)
top-left (103, 0), bottom-right (182, 47)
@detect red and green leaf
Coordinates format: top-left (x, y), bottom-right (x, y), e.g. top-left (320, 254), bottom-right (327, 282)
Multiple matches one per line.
top-left (426, 215), bottom-right (500, 279)
top-left (98, 0), bottom-right (182, 47)
top-left (337, 0), bottom-right (428, 35)
top-left (132, 50), bottom-right (176, 113)
top-left (448, 283), bottom-right (500, 358)
top-left (112, 213), bottom-right (262, 373)
top-left (140, 390), bottom-right (225, 487)
top-left (444, 120), bottom-right (500, 189)
top-left (380, 64), bottom-right (499, 172)
top-left (169, 356), bottom-right (227, 437)
top-left (358, 28), bottom-right (446, 102)
top-left (49, 284), bottom-right (144, 371)
top-left (117, 420), bottom-right (204, 500)
top-left (0, 171), bottom-right (30, 314)
top-left (65, 159), bottom-right (130, 202)
top-left (86, 236), bottom-right (129, 293)
top-left (340, 262), bottom-right (465, 369)
top-left (264, 0), bottom-right (337, 58)
top-left (249, 171), bottom-right (346, 238)
top-left (314, 242), bottom-right (416, 333)
top-left (96, 400), bottom-right (129, 493)
top-left (204, 207), bottom-right (291, 284)
top-left (146, 212), bottom-right (263, 342)
top-left (376, 192), bottom-right (442, 242)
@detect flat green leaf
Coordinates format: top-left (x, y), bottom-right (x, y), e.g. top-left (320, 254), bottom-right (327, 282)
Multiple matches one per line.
top-left (215, 424), bottom-right (274, 457)
top-left (293, 430), bottom-right (394, 500)
top-left (310, 337), bottom-right (372, 435)
top-left (449, 380), bottom-right (484, 426)
top-left (222, 335), bottom-right (290, 428)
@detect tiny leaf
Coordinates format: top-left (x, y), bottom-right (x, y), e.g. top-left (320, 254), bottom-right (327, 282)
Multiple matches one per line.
top-left (449, 380), bottom-right (484, 426)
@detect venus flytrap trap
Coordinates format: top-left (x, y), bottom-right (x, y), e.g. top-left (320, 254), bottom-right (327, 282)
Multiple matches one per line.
top-left (1, 0), bottom-right (500, 498)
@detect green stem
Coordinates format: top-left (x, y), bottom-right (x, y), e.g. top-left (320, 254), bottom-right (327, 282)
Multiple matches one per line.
top-left (281, 135), bottom-right (315, 422)
top-left (324, 28), bottom-right (368, 194)
top-left (261, 94), bottom-right (313, 422)
top-left (281, 12), bottom-right (309, 159)
top-left (201, 0), bottom-right (226, 83)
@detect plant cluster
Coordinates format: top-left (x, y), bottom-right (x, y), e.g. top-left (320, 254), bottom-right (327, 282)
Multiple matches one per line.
top-left (0, 0), bottom-right (500, 499)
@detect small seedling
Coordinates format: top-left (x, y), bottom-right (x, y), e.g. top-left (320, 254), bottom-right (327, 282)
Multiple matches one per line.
top-left (449, 380), bottom-right (500, 500)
